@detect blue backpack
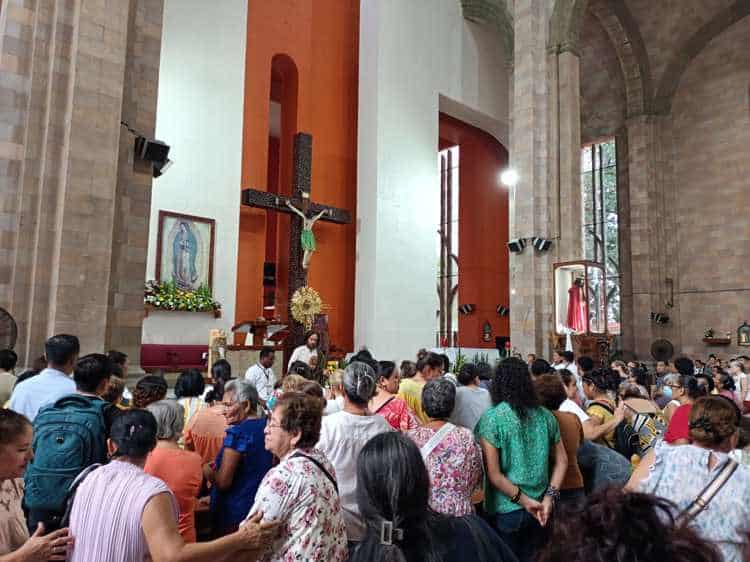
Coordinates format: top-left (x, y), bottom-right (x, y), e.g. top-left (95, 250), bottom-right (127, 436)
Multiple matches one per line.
top-left (24, 395), bottom-right (109, 515)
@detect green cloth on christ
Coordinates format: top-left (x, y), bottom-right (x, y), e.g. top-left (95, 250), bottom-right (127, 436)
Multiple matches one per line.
top-left (475, 402), bottom-right (560, 515)
top-left (301, 229), bottom-right (316, 252)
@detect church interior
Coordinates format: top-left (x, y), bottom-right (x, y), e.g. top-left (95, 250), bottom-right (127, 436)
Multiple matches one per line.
top-left (1, 0), bottom-right (749, 375)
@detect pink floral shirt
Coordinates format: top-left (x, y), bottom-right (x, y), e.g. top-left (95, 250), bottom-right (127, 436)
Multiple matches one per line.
top-left (407, 425), bottom-right (483, 517)
top-left (373, 396), bottom-right (420, 431)
top-left (247, 448), bottom-right (347, 562)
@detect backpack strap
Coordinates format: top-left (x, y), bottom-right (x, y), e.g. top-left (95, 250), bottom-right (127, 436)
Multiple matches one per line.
top-left (591, 400), bottom-right (615, 415)
top-left (291, 452), bottom-right (338, 493)
top-left (420, 423), bottom-right (455, 460)
top-left (677, 457), bottom-right (739, 526)
top-left (59, 463), bottom-right (102, 528)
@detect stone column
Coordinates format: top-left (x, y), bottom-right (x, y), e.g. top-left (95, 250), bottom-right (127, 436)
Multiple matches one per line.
top-left (510, 0), bottom-right (582, 356)
top-left (624, 115), bottom-right (658, 356)
top-left (0, 0), bottom-right (163, 366)
top-left (554, 51), bottom-right (583, 261)
top-left (105, 0), bottom-right (164, 371)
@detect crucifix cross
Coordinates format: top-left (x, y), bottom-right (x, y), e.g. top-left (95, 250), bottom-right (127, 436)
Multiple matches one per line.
top-left (241, 132), bottom-right (352, 358)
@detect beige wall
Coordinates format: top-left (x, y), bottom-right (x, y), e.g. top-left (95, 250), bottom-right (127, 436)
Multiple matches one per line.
top-left (670, 16), bottom-right (750, 356)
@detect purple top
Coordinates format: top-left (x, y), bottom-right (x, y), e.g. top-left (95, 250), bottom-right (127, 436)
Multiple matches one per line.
top-left (69, 460), bottom-right (177, 562)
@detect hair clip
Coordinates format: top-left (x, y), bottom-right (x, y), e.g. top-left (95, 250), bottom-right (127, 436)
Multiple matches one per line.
top-left (380, 520), bottom-right (404, 546)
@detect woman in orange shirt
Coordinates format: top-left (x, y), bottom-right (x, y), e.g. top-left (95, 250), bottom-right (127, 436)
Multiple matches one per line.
top-left (144, 400), bottom-right (203, 542)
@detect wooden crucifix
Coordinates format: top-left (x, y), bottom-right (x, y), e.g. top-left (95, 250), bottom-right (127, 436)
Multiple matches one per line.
top-left (241, 133), bottom-right (352, 357)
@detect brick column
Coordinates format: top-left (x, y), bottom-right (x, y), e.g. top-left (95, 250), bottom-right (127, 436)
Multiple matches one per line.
top-left (510, 0), bottom-right (582, 356)
top-left (0, 0), bottom-right (163, 365)
top-left (509, 0), bottom-right (552, 356)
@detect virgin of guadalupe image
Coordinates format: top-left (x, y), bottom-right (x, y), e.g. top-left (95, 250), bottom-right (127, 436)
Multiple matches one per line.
top-left (172, 221), bottom-right (199, 290)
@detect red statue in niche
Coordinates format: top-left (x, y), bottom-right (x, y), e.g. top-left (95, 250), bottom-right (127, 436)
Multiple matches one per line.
top-left (566, 278), bottom-right (586, 333)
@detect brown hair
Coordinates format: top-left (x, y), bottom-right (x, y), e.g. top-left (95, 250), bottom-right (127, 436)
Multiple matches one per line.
top-left (688, 396), bottom-right (740, 446)
top-left (534, 374), bottom-right (567, 410)
top-left (275, 392), bottom-right (323, 448)
top-left (399, 360), bottom-right (417, 379)
top-left (539, 487), bottom-right (721, 562)
top-left (133, 375), bottom-right (168, 409)
top-left (281, 374), bottom-right (307, 393)
top-left (298, 381), bottom-right (327, 413)
top-left (100, 376), bottom-right (125, 404)
top-left (0, 409), bottom-right (31, 446)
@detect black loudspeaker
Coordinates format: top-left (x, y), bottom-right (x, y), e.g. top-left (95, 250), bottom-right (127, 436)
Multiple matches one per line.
top-left (650, 312), bottom-right (670, 325)
top-left (458, 304), bottom-right (476, 315)
top-left (495, 336), bottom-right (510, 350)
top-left (263, 262), bottom-right (276, 287)
top-left (532, 237), bottom-right (552, 252)
top-left (508, 239), bottom-right (526, 253)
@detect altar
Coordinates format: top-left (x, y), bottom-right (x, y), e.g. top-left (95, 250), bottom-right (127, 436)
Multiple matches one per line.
top-left (207, 320), bottom-right (288, 378)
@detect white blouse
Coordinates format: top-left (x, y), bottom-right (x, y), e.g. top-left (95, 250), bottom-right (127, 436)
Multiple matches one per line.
top-left (246, 448), bottom-right (348, 562)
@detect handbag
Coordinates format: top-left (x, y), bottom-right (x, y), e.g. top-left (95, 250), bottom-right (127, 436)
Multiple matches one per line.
top-left (676, 456), bottom-right (739, 526)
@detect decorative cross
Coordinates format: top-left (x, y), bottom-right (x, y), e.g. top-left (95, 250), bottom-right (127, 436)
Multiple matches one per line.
top-left (241, 133), bottom-right (352, 360)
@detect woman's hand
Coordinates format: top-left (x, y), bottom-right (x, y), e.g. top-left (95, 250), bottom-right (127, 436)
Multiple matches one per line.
top-left (16, 523), bottom-right (73, 562)
top-left (236, 511), bottom-right (282, 550)
top-left (538, 496), bottom-right (554, 527)
top-left (519, 494), bottom-right (545, 524)
top-left (614, 402), bottom-right (626, 423)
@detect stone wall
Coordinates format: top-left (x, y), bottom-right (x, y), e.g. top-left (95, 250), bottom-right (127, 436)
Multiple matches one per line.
top-left (670, 15), bottom-right (750, 356)
top-left (578, 7), bottom-right (626, 144)
top-left (0, 0), bottom-right (163, 366)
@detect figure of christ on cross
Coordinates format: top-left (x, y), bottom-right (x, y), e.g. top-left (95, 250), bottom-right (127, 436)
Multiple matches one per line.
top-left (241, 132), bottom-right (352, 360)
top-left (285, 198), bottom-right (329, 270)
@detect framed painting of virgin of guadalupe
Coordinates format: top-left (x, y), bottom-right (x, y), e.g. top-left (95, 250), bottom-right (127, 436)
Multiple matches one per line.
top-left (155, 211), bottom-right (215, 292)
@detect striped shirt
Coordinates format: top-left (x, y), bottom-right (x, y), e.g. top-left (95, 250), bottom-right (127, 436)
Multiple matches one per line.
top-left (69, 460), bottom-right (177, 562)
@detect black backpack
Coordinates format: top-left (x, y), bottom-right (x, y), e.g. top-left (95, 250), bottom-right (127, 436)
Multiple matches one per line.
top-left (591, 400), bottom-right (639, 460)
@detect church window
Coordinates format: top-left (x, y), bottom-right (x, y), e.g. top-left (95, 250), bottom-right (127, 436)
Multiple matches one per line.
top-left (581, 138), bottom-right (620, 334)
top-left (437, 146), bottom-right (459, 346)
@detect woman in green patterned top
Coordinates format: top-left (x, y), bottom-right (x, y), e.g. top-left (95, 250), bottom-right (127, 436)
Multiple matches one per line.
top-left (475, 358), bottom-right (568, 562)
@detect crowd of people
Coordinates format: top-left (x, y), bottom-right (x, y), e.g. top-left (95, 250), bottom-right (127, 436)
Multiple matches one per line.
top-left (2, 333), bottom-right (750, 561)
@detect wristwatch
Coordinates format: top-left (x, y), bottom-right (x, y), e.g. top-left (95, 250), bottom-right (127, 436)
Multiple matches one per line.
top-left (544, 486), bottom-right (560, 502)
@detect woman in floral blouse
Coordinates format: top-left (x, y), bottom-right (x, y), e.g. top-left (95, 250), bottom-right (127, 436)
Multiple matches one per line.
top-left (370, 361), bottom-right (419, 431)
top-left (627, 396), bottom-right (750, 562)
top-left (246, 392), bottom-right (348, 562)
top-left (407, 378), bottom-right (482, 516)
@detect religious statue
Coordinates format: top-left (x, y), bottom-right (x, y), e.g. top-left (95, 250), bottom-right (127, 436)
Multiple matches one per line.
top-left (566, 277), bottom-right (586, 333)
top-left (172, 221), bottom-right (199, 289)
top-left (286, 200), bottom-right (330, 269)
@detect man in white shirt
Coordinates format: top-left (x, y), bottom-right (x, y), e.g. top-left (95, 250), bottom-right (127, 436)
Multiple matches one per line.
top-left (287, 331), bottom-right (319, 371)
top-left (316, 362), bottom-right (391, 542)
top-left (554, 350), bottom-right (579, 378)
top-left (244, 346), bottom-right (277, 407)
top-left (9, 334), bottom-right (79, 421)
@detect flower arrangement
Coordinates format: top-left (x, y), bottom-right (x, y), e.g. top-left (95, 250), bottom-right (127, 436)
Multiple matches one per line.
top-left (144, 280), bottom-right (221, 313)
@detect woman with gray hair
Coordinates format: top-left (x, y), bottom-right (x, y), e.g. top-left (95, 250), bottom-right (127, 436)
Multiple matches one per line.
top-left (204, 379), bottom-right (274, 536)
top-left (144, 400), bottom-right (203, 542)
top-left (407, 378), bottom-right (483, 516)
top-left (317, 361), bottom-right (392, 547)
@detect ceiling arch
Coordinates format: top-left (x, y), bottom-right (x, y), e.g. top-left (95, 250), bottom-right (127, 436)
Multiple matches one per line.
top-left (652, 2), bottom-right (750, 114)
top-left (460, 0), bottom-right (514, 62)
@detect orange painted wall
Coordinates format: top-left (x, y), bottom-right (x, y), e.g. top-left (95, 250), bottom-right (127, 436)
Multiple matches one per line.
top-left (439, 113), bottom-right (509, 348)
top-left (236, 1), bottom-right (359, 351)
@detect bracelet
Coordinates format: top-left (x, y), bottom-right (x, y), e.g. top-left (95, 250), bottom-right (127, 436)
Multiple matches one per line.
top-left (544, 486), bottom-right (560, 502)
top-left (510, 486), bottom-right (522, 504)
